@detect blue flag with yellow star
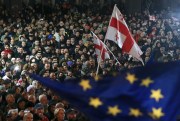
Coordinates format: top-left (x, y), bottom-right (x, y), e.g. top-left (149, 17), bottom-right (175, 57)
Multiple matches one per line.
top-left (30, 61), bottom-right (180, 121)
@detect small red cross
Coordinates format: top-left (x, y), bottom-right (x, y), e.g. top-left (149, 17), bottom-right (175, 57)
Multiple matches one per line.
top-left (115, 32), bottom-right (119, 41)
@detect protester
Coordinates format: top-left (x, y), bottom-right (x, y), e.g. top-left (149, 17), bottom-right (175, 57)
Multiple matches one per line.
top-left (0, 1), bottom-right (179, 121)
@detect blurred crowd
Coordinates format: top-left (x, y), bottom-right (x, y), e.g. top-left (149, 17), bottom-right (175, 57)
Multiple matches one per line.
top-left (0, 1), bottom-right (180, 121)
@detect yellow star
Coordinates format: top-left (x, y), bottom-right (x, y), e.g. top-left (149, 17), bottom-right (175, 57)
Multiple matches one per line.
top-left (126, 73), bottom-right (138, 84)
top-left (129, 108), bottom-right (143, 117)
top-left (89, 97), bottom-right (103, 108)
top-left (141, 77), bottom-right (153, 87)
top-left (107, 105), bottom-right (121, 116)
top-left (149, 107), bottom-right (164, 120)
top-left (79, 79), bottom-right (92, 91)
top-left (150, 89), bottom-right (164, 102)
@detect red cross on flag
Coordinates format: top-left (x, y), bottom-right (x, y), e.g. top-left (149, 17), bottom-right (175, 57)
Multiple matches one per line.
top-left (105, 5), bottom-right (144, 64)
top-left (91, 32), bottom-right (110, 61)
top-left (149, 15), bottom-right (156, 21)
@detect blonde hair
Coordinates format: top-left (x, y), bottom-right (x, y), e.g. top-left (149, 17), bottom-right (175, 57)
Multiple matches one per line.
top-left (54, 108), bottom-right (65, 116)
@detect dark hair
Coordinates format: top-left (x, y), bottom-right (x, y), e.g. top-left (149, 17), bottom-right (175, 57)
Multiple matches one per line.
top-left (177, 115), bottom-right (180, 121)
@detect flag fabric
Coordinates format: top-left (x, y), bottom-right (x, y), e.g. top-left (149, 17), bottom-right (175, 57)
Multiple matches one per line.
top-left (30, 61), bottom-right (180, 121)
top-left (105, 5), bottom-right (144, 64)
top-left (91, 32), bottom-right (110, 61)
top-left (149, 15), bottom-right (156, 21)
top-left (172, 17), bottom-right (179, 21)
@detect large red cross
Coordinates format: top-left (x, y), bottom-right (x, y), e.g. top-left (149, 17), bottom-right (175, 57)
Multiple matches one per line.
top-left (110, 17), bottom-right (134, 53)
top-left (94, 42), bottom-right (107, 60)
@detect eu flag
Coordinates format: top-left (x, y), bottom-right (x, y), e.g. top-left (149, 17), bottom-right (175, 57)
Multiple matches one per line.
top-left (30, 61), bottom-right (180, 121)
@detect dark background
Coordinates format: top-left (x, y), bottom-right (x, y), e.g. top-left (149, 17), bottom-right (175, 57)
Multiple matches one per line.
top-left (0, 0), bottom-right (180, 14)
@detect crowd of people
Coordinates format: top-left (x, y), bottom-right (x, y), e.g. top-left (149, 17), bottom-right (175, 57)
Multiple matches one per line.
top-left (0, 1), bottom-right (180, 121)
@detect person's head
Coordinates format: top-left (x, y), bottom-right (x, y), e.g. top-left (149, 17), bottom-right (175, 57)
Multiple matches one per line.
top-left (64, 53), bottom-right (69, 59)
top-left (17, 97), bottom-right (26, 110)
top-left (54, 108), bottom-right (65, 121)
top-left (6, 94), bottom-right (15, 104)
top-left (156, 41), bottom-right (161, 47)
top-left (0, 85), bottom-right (5, 93)
top-left (160, 47), bottom-right (165, 54)
top-left (61, 48), bottom-right (67, 53)
top-left (27, 85), bottom-right (35, 95)
top-left (50, 72), bottom-right (57, 80)
top-left (21, 41), bottom-right (27, 47)
top-left (2, 80), bottom-right (11, 90)
top-left (44, 63), bottom-right (51, 70)
top-left (25, 55), bottom-right (30, 62)
top-left (23, 112), bottom-right (33, 121)
top-left (4, 44), bottom-right (10, 50)
top-left (17, 46), bottom-right (24, 54)
top-left (66, 109), bottom-right (78, 121)
top-left (28, 95), bottom-right (36, 104)
top-left (89, 59), bottom-right (95, 66)
top-left (76, 59), bottom-right (82, 65)
top-left (55, 48), bottom-right (60, 54)
top-left (75, 31), bottom-right (80, 37)
top-left (15, 86), bottom-right (21, 94)
top-left (7, 109), bottom-right (18, 120)
top-left (70, 37), bottom-right (75, 45)
top-left (78, 40), bottom-right (83, 46)
top-left (34, 103), bottom-right (44, 114)
top-left (59, 21), bottom-right (64, 27)
top-left (66, 39), bottom-right (71, 45)
top-left (15, 58), bottom-right (22, 64)
top-left (10, 37), bottom-right (15, 44)
top-left (45, 46), bottom-right (51, 53)
top-left (31, 48), bottom-right (37, 55)
top-left (39, 94), bottom-right (48, 105)
top-left (1, 51), bottom-right (7, 58)
top-left (34, 40), bottom-right (40, 46)
top-left (48, 101), bottom-right (56, 113)
top-left (42, 57), bottom-right (48, 64)
top-left (55, 102), bottom-right (64, 109)
top-left (60, 49), bottom-right (64, 55)
top-left (3, 37), bottom-right (9, 44)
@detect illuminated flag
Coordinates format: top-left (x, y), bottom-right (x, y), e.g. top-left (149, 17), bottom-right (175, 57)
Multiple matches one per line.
top-left (91, 32), bottom-right (110, 61)
top-left (105, 5), bottom-right (143, 64)
top-left (149, 15), bottom-right (156, 21)
top-left (30, 61), bottom-right (180, 121)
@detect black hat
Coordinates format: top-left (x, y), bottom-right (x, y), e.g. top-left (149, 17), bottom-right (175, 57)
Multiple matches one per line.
top-left (34, 103), bottom-right (44, 109)
top-left (26, 101), bottom-right (35, 107)
top-left (17, 97), bottom-right (26, 104)
top-left (66, 108), bottom-right (78, 114)
top-left (48, 100), bottom-right (57, 106)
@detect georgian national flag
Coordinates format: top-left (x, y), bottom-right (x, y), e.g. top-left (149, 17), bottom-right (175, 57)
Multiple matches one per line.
top-left (149, 15), bottom-right (156, 21)
top-left (105, 5), bottom-right (144, 64)
top-left (91, 32), bottom-right (110, 61)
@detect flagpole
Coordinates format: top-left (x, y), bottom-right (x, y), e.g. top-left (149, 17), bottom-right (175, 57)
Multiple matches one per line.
top-left (90, 31), bottom-right (106, 76)
top-left (104, 44), bottom-right (121, 65)
top-left (103, 4), bottom-right (121, 65)
top-left (95, 47), bottom-right (103, 76)
top-left (104, 4), bottom-right (144, 66)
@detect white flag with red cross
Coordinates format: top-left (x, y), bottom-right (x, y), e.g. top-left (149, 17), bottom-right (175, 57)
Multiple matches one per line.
top-left (91, 32), bottom-right (110, 62)
top-left (105, 5), bottom-right (144, 64)
top-left (149, 15), bottom-right (156, 21)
